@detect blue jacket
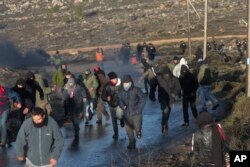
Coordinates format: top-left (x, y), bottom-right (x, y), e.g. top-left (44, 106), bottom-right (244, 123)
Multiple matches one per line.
top-left (0, 87), bottom-right (21, 114)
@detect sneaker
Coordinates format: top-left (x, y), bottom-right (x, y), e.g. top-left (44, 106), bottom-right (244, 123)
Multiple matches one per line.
top-left (182, 122), bottom-right (189, 127)
top-left (212, 104), bottom-right (219, 110)
top-left (136, 131), bottom-right (142, 139)
top-left (162, 127), bottom-right (168, 135)
top-left (112, 133), bottom-right (118, 139)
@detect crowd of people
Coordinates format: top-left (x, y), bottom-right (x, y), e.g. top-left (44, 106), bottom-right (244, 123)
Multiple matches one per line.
top-left (0, 39), bottom-right (238, 166)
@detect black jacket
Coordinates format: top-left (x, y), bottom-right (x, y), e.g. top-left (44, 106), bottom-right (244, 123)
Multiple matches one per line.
top-left (179, 65), bottom-right (199, 96)
top-left (101, 79), bottom-right (121, 108)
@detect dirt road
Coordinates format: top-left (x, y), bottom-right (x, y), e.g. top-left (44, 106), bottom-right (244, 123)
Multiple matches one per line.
top-left (47, 34), bottom-right (246, 55)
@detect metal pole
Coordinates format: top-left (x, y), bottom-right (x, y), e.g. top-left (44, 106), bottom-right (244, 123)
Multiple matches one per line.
top-left (187, 0), bottom-right (192, 63)
top-left (203, 0), bottom-right (207, 60)
top-left (247, 0), bottom-right (250, 97)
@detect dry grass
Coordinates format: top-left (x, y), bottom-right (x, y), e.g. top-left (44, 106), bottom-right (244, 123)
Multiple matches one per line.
top-left (222, 94), bottom-right (250, 150)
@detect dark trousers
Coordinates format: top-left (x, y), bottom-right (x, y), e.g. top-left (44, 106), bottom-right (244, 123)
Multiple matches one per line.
top-left (182, 94), bottom-right (198, 123)
top-left (149, 78), bottom-right (157, 101)
top-left (160, 101), bottom-right (171, 128)
top-left (124, 114), bottom-right (142, 146)
top-left (68, 106), bottom-right (80, 136)
top-left (144, 78), bottom-right (149, 94)
top-left (110, 106), bottom-right (124, 135)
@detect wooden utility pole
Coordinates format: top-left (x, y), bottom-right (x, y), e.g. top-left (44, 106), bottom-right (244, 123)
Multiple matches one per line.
top-left (187, 0), bottom-right (192, 63)
top-left (247, 0), bottom-right (250, 97)
top-left (203, 0), bottom-right (207, 60)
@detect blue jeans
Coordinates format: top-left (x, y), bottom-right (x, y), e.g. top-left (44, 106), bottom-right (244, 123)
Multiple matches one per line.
top-left (199, 86), bottom-right (218, 111)
top-left (0, 110), bottom-right (9, 144)
top-left (97, 61), bottom-right (104, 71)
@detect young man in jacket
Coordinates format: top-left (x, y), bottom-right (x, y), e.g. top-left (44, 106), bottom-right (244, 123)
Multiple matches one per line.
top-left (63, 78), bottom-right (87, 139)
top-left (101, 72), bottom-right (124, 139)
top-left (16, 107), bottom-right (64, 167)
top-left (154, 62), bottom-right (181, 135)
top-left (94, 65), bottom-right (110, 124)
top-left (119, 75), bottom-right (146, 149)
top-left (12, 79), bottom-right (34, 124)
top-left (0, 85), bottom-right (21, 147)
top-left (179, 65), bottom-right (199, 127)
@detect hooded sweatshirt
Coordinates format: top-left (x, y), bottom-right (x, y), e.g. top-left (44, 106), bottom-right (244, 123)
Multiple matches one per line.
top-left (119, 75), bottom-right (146, 116)
top-left (63, 78), bottom-right (87, 108)
top-left (173, 58), bottom-right (189, 78)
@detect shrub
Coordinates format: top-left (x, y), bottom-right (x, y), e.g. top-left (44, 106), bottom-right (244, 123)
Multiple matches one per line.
top-left (48, 5), bottom-right (60, 15)
top-left (222, 94), bottom-right (250, 150)
top-left (73, 4), bottom-right (84, 20)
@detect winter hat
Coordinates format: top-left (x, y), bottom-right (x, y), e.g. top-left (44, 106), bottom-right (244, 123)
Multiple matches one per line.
top-left (16, 78), bottom-right (26, 87)
top-left (84, 68), bottom-right (91, 74)
top-left (93, 65), bottom-right (100, 72)
top-left (26, 71), bottom-right (35, 80)
top-left (108, 72), bottom-right (117, 80)
top-left (197, 111), bottom-right (215, 128)
top-left (173, 56), bottom-right (179, 61)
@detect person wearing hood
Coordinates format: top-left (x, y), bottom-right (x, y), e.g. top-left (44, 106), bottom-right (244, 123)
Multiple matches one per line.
top-left (173, 57), bottom-right (189, 78)
top-left (0, 85), bottom-right (21, 147)
top-left (154, 63), bottom-right (181, 135)
top-left (101, 72), bottom-right (124, 139)
top-left (119, 75), bottom-right (146, 149)
top-left (12, 79), bottom-right (34, 123)
top-left (25, 71), bottom-right (44, 105)
top-left (179, 65), bottom-right (199, 127)
top-left (63, 77), bottom-right (87, 140)
top-left (16, 107), bottom-right (64, 167)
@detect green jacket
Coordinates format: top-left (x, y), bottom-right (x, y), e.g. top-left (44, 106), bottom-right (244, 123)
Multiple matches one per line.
top-left (83, 74), bottom-right (99, 98)
top-left (50, 54), bottom-right (62, 66)
top-left (16, 116), bottom-right (64, 166)
top-left (52, 69), bottom-right (65, 87)
top-left (35, 74), bottom-right (52, 102)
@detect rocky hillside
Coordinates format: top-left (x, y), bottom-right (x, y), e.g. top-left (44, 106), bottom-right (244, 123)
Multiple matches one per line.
top-left (0, 0), bottom-right (247, 52)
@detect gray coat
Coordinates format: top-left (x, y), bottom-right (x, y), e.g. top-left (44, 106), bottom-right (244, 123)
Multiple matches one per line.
top-left (16, 116), bottom-right (64, 166)
top-left (119, 75), bottom-right (146, 116)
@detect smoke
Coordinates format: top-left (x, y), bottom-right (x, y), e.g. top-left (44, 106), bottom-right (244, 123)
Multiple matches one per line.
top-left (0, 38), bottom-right (50, 68)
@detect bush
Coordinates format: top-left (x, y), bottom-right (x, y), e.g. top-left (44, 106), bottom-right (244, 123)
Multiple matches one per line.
top-left (73, 4), bottom-right (84, 20)
top-left (48, 5), bottom-right (60, 15)
top-left (223, 94), bottom-right (250, 150)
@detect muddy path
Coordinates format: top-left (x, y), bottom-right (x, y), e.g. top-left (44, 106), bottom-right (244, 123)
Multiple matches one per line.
top-left (47, 34), bottom-right (246, 55)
